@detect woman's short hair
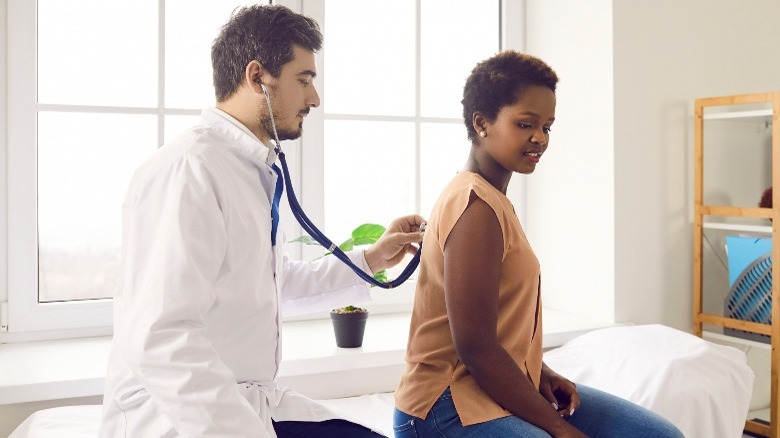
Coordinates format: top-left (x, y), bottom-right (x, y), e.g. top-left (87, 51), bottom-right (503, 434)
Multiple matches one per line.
top-left (462, 51), bottom-right (558, 142)
top-left (211, 5), bottom-right (322, 102)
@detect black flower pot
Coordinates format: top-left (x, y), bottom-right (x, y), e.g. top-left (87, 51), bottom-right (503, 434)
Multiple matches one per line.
top-left (330, 309), bottom-right (368, 348)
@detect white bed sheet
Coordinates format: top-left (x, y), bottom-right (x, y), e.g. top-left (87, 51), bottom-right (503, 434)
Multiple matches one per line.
top-left (10, 325), bottom-right (754, 438)
top-left (544, 324), bottom-right (754, 438)
top-left (9, 393), bottom-right (396, 438)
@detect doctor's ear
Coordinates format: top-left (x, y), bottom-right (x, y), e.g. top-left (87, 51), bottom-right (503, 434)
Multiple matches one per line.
top-left (245, 60), bottom-right (269, 92)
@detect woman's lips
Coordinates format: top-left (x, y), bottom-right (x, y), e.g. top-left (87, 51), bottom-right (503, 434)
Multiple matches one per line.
top-left (524, 151), bottom-right (542, 163)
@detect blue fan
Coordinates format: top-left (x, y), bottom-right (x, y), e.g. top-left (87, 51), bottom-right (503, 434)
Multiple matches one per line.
top-left (724, 251), bottom-right (772, 343)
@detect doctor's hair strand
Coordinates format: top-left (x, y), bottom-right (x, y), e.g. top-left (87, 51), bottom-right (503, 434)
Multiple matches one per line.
top-left (211, 4), bottom-right (323, 102)
top-left (462, 51), bottom-right (558, 143)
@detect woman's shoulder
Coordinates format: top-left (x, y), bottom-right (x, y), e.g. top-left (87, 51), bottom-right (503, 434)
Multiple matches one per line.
top-left (433, 172), bottom-right (502, 212)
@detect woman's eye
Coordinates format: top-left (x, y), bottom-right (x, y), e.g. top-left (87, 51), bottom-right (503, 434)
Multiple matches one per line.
top-left (543, 126), bottom-right (552, 134)
top-left (518, 122), bottom-right (532, 129)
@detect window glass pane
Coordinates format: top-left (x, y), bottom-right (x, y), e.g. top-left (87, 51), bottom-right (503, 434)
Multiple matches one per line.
top-left (324, 0), bottom-right (415, 116)
top-left (420, 0), bottom-right (499, 118)
top-left (165, 1), bottom-right (253, 109)
top-left (164, 114), bottom-right (202, 144)
top-left (324, 120), bottom-right (415, 242)
top-left (37, 0), bottom-right (158, 107)
top-left (38, 113), bottom-right (157, 301)
top-left (420, 122), bottom-right (471, 216)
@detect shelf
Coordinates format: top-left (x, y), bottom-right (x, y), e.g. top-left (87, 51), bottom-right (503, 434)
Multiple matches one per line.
top-left (703, 222), bottom-right (773, 234)
top-left (694, 91), bottom-right (779, 437)
top-left (702, 329), bottom-right (771, 351)
top-left (750, 409), bottom-right (772, 424)
top-left (704, 109), bottom-right (772, 120)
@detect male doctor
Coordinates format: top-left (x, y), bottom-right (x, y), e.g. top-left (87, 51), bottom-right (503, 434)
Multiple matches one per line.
top-left (100, 4), bottom-right (424, 437)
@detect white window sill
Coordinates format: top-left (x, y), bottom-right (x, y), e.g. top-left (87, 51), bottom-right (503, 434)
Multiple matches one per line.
top-left (0, 309), bottom-right (618, 405)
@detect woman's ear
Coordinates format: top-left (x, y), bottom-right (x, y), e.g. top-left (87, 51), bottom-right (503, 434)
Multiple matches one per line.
top-left (472, 112), bottom-right (488, 138)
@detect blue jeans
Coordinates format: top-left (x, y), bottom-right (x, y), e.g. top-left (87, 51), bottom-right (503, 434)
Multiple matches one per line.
top-left (393, 386), bottom-right (684, 438)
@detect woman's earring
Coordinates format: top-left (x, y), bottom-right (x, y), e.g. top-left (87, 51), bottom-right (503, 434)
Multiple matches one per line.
top-left (479, 131), bottom-right (487, 138)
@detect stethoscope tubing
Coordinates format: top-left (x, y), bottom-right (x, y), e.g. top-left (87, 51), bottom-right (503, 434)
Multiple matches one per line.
top-left (261, 82), bottom-right (421, 289)
top-left (277, 151), bottom-right (421, 289)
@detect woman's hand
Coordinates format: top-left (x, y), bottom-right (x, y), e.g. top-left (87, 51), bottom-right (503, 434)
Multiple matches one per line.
top-left (539, 363), bottom-right (580, 418)
top-left (364, 215), bottom-right (425, 273)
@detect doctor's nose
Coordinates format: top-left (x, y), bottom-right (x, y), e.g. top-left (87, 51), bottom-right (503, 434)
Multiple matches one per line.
top-left (307, 85), bottom-right (321, 108)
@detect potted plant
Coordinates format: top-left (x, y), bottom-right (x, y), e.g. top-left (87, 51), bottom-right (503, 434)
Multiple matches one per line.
top-left (329, 305), bottom-right (369, 348)
top-left (290, 223), bottom-right (387, 348)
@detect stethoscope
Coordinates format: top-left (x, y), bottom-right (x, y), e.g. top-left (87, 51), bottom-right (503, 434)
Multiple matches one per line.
top-left (260, 82), bottom-right (422, 289)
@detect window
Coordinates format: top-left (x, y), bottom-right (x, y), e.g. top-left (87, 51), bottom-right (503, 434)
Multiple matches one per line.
top-left (3, 0), bottom-right (511, 337)
top-left (309, 0), bottom-right (500, 241)
top-left (4, 0), bottom-right (263, 336)
top-left (301, 0), bottom-right (501, 311)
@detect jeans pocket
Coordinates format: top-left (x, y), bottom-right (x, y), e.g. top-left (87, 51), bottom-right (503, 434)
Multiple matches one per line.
top-left (392, 419), bottom-right (418, 438)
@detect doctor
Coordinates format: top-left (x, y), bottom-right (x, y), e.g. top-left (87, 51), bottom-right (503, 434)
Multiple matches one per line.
top-left (100, 4), bottom-right (424, 438)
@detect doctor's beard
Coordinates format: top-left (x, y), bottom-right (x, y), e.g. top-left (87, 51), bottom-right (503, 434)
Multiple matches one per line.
top-left (260, 112), bottom-right (303, 142)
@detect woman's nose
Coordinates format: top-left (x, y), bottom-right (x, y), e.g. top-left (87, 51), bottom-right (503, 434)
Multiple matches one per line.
top-left (531, 129), bottom-right (547, 145)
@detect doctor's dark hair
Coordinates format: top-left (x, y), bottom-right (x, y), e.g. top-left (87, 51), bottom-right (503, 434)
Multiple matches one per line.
top-left (211, 4), bottom-right (322, 102)
top-left (462, 51), bottom-right (558, 143)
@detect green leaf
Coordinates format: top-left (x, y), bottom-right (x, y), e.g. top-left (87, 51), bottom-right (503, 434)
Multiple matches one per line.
top-left (288, 235), bottom-right (320, 246)
top-left (373, 270), bottom-right (387, 283)
top-left (339, 238), bottom-right (354, 252)
top-left (351, 223), bottom-right (385, 246)
top-left (290, 223), bottom-right (385, 259)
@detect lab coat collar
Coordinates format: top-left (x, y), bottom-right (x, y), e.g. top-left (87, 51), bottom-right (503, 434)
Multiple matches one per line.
top-left (203, 107), bottom-right (279, 165)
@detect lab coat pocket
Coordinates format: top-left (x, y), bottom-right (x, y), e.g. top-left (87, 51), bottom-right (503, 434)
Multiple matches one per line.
top-left (109, 389), bottom-right (177, 438)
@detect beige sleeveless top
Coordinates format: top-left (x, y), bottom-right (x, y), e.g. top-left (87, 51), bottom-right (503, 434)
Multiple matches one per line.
top-left (394, 171), bottom-right (543, 426)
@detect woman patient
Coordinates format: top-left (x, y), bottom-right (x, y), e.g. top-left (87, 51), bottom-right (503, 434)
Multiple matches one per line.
top-left (392, 51), bottom-right (684, 438)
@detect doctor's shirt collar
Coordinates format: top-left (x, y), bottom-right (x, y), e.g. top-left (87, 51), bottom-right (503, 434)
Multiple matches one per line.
top-left (207, 107), bottom-right (278, 165)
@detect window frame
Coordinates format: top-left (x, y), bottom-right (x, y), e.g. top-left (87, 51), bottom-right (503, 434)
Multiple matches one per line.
top-left (6, 0), bottom-right (114, 337)
top-left (1, 0), bottom-right (523, 339)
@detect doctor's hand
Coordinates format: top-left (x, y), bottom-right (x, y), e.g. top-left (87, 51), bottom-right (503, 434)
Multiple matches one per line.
top-left (364, 214), bottom-right (426, 274)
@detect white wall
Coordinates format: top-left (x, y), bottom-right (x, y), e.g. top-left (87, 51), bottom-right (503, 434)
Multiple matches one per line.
top-left (520, 0), bottom-right (780, 331)
top-left (0, 0), bottom-right (8, 316)
top-left (520, 0), bottom-right (616, 324)
top-left (612, 0), bottom-right (780, 330)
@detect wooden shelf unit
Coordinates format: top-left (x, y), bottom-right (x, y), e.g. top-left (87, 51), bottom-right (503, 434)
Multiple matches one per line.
top-left (693, 92), bottom-right (780, 438)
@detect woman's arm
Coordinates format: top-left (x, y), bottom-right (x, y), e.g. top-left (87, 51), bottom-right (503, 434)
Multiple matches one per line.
top-left (444, 195), bottom-right (584, 438)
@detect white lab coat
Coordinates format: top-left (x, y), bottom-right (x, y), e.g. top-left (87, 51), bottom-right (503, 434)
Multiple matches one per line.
top-left (100, 108), bottom-right (378, 437)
